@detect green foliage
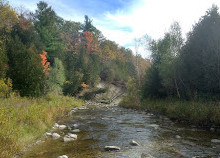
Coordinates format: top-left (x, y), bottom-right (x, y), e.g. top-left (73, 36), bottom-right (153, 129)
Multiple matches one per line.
top-left (7, 36), bottom-right (45, 97)
top-left (179, 5), bottom-right (220, 97)
top-left (143, 98), bottom-right (220, 127)
top-left (119, 78), bottom-right (141, 109)
top-left (47, 58), bottom-right (66, 95)
top-left (0, 78), bottom-right (12, 98)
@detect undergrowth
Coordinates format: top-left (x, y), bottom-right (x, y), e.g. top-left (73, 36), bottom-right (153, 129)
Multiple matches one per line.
top-left (0, 94), bottom-right (83, 158)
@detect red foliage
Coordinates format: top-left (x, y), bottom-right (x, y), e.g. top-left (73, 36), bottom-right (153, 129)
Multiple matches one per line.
top-left (40, 51), bottom-right (50, 75)
top-left (83, 31), bottom-right (98, 54)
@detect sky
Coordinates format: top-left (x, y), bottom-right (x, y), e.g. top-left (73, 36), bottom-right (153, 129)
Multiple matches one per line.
top-left (9, 0), bottom-right (220, 58)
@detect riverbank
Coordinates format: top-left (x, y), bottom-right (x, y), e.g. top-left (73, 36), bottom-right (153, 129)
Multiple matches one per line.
top-left (0, 95), bottom-right (83, 158)
top-left (142, 98), bottom-right (220, 129)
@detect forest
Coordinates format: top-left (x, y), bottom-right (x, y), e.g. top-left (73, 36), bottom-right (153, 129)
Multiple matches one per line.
top-left (0, 0), bottom-right (220, 157)
top-left (0, 0), bottom-right (149, 98)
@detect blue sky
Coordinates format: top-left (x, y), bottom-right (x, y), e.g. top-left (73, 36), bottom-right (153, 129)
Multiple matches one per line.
top-left (9, 0), bottom-right (220, 58)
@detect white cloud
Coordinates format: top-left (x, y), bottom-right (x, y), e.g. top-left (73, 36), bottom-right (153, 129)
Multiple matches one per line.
top-left (95, 0), bottom-right (220, 58)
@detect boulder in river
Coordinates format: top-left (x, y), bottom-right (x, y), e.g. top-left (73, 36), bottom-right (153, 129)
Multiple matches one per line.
top-left (211, 139), bottom-right (220, 143)
top-left (59, 125), bottom-right (67, 130)
top-left (175, 135), bottom-right (181, 139)
top-left (63, 133), bottom-right (77, 142)
top-left (71, 129), bottom-right (80, 133)
top-left (148, 124), bottom-right (159, 129)
top-left (130, 140), bottom-right (140, 146)
top-left (104, 146), bottom-right (120, 151)
top-left (57, 155), bottom-right (68, 158)
top-left (52, 133), bottom-right (61, 139)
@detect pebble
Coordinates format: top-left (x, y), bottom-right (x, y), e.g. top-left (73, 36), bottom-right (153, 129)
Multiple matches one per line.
top-left (175, 135), bottom-right (181, 139)
top-left (57, 155), bottom-right (68, 158)
top-left (104, 146), bottom-right (120, 151)
top-left (211, 139), bottom-right (220, 143)
top-left (130, 140), bottom-right (140, 146)
top-left (52, 133), bottom-right (61, 139)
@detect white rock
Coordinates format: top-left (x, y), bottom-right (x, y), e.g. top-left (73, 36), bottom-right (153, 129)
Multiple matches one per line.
top-left (63, 136), bottom-right (76, 142)
top-left (104, 146), bottom-right (120, 151)
top-left (59, 125), bottom-right (67, 130)
top-left (71, 129), bottom-right (80, 133)
top-left (54, 123), bottom-right (59, 129)
top-left (46, 132), bottom-right (52, 137)
top-left (148, 124), bottom-right (159, 129)
top-left (68, 133), bottom-right (77, 139)
top-left (211, 139), bottom-right (220, 143)
top-left (52, 133), bottom-right (61, 139)
top-left (72, 124), bottom-right (79, 128)
top-left (130, 140), bottom-right (139, 146)
top-left (175, 135), bottom-right (181, 139)
top-left (57, 155), bottom-right (68, 158)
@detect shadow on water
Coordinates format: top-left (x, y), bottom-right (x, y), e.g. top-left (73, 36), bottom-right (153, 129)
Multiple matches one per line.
top-left (22, 105), bottom-right (220, 158)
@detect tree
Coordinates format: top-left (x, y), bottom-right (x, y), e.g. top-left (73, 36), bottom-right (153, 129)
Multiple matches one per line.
top-left (0, 0), bottom-right (17, 78)
top-left (7, 36), bottom-right (45, 97)
top-left (179, 5), bottom-right (220, 97)
top-left (33, 1), bottom-right (65, 63)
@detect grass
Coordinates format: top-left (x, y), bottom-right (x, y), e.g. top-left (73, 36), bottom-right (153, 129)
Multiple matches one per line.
top-left (0, 94), bottom-right (83, 158)
top-left (142, 98), bottom-right (220, 127)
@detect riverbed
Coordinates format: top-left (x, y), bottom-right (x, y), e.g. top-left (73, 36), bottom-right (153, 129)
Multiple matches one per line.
top-left (22, 104), bottom-right (220, 158)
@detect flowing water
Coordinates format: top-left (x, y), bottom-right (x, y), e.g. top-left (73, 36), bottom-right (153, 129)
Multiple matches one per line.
top-left (22, 104), bottom-right (220, 158)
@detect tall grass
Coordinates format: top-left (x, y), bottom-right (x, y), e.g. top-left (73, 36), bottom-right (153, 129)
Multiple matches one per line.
top-left (142, 98), bottom-right (220, 127)
top-left (0, 94), bottom-right (83, 158)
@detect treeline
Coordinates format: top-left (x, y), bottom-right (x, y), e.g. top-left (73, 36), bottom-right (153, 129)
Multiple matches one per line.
top-left (142, 5), bottom-right (220, 101)
top-left (0, 0), bottom-right (149, 97)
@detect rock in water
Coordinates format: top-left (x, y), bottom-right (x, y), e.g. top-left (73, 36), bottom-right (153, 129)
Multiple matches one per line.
top-left (175, 135), bottom-right (181, 139)
top-left (68, 133), bottom-right (77, 139)
top-left (63, 133), bottom-right (77, 142)
top-left (211, 139), bottom-right (220, 143)
top-left (52, 133), bottom-right (61, 139)
top-left (59, 125), bottom-right (67, 130)
top-left (71, 129), bottom-right (80, 133)
top-left (57, 155), bottom-right (68, 158)
top-left (104, 146), bottom-right (120, 151)
top-left (130, 140), bottom-right (139, 146)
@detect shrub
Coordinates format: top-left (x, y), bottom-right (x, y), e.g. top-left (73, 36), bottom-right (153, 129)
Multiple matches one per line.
top-left (0, 78), bottom-right (12, 98)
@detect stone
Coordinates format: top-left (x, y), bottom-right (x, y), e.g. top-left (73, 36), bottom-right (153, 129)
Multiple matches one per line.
top-left (210, 128), bottom-right (215, 131)
top-left (52, 133), bottom-right (61, 139)
top-left (63, 133), bottom-right (77, 142)
top-left (130, 140), bottom-right (139, 146)
top-left (46, 132), bottom-right (52, 137)
top-left (59, 125), bottom-right (67, 130)
top-left (211, 139), bottom-right (220, 143)
top-left (148, 124), bottom-right (159, 129)
top-left (71, 129), bottom-right (80, 133)
top-left (104, 146), bottom-right (120, 151)
top-left (57, 155), bottom-right (68, 158)
top-left (175, 135), bottom-right (181, 139)
top-left (68, 133), bottom-right (77, 139)
top-left (53, 123), bottom-right (59, 129)
top-left (72, 124), bottom-right (79, 128)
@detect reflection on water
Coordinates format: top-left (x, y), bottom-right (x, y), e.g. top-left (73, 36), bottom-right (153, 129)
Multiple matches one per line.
top-left (22, 105), bottom-right (220, 158)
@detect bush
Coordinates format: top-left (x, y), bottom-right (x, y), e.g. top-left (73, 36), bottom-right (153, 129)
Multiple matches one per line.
top-left (0, 78), bottom-right (12, 98)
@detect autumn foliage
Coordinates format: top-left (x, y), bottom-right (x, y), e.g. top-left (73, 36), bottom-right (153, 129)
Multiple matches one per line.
top-left (40, 51), bottom-right (50, 74)
top-left (83, 31), bottom-right (98, 54)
